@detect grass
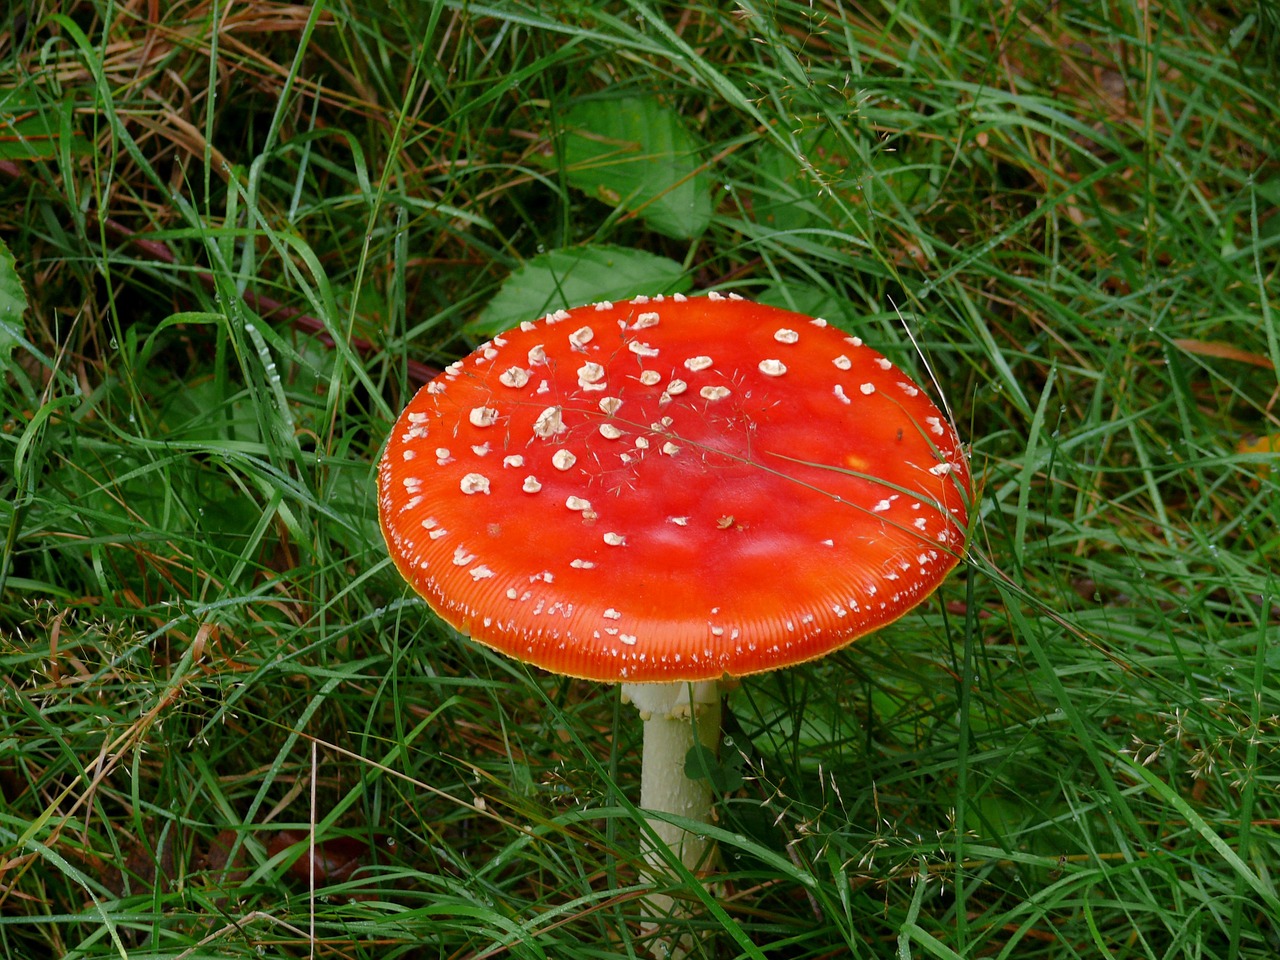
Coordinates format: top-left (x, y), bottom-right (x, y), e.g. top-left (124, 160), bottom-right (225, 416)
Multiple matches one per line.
top-left (2, 0), bottom-right (1279, 956)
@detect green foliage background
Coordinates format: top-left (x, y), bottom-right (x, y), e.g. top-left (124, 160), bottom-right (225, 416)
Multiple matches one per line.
top-left (1, 1), bottom-right (1278, 957)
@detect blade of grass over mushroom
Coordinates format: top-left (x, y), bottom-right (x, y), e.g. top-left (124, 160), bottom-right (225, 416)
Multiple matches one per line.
top-left (379, 295), bottom-right (969, 682)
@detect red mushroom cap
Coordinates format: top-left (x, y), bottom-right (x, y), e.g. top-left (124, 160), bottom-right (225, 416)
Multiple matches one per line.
top-left (378, 294), bottom-right (969, 683)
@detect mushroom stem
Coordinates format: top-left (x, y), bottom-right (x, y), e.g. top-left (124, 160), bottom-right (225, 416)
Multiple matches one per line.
top-left (621, 681), bottom-right (721, 875)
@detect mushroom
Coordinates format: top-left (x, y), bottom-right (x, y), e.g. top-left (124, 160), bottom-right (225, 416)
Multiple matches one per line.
top-left (377, 294), bottom-right (970, 895)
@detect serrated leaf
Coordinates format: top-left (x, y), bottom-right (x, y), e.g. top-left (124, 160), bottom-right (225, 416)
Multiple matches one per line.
top-left (558, 96), bottom-right (712, 239)
top-left (0, 237), bottom-right (28, 364)
top-left (472, 246), bottom-right (690, 337)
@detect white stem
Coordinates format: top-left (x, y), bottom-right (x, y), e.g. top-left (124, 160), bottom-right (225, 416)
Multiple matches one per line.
top-left (621, 681), bottom-right (721, 873)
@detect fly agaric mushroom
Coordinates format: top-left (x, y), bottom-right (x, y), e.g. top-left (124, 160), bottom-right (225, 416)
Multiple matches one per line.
top-left (378, 293), bottom-right (969, 883)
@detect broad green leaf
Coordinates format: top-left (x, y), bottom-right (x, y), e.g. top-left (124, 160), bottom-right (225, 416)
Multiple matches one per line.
top-left (0, 236), bottom-right (27, 363)
top-left (472, 245), bottom-right (690, 337)
top-left (0, 87), bottom-right (93, 162)
top-left (750, 129), bottom-right (866, 234)
top-left (750, 128), bottom-right (926, 235)
top-left (684, 744), bottom-right (745, 793)
top-left (755, 282), bottom-right (860, 328)
top-left (1256, 175), bottom-right (1280, 242)
top-left (558, 96), bottom-right (712, 239)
